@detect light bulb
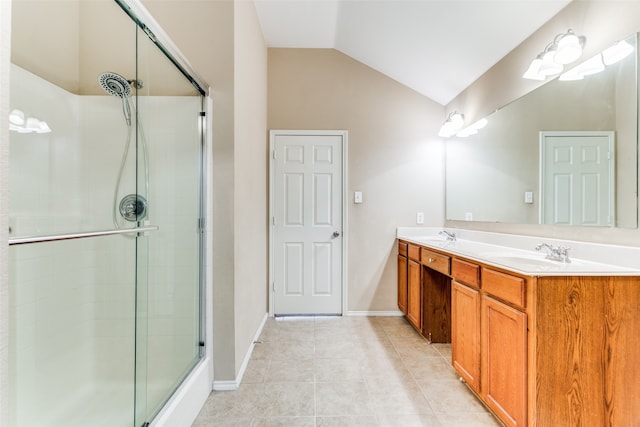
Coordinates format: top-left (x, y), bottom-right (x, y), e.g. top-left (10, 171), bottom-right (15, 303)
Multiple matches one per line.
top-left (523, 57), bottom-right (545, 80)
top-left (538, 49), bottom-right (563, 76)
top-left (555, 33), bottom-right (583, 64)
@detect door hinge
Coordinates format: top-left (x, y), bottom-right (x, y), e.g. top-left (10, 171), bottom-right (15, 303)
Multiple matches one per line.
top-left (272, 216), bottom-right (276, 226)
top-left (272, 150), bottom-right (277, 160)
top-left (272, 282), bottom-right (275, 292)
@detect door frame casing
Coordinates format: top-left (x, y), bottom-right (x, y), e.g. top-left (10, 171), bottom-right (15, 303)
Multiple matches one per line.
top-left (268, 130), bottom-right (348, 316)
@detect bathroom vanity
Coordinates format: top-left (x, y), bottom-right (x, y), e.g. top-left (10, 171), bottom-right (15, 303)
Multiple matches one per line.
top-left (397, 228), bottom-right (640, 427)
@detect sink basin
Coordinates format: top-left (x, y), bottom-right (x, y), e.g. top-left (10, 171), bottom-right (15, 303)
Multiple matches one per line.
top-left (413, 235), bottom-right (448, 243)
top-left (488, 255), bottom-right (562, 268)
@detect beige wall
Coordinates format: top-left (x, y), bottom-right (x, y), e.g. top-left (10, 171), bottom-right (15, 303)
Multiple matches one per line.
top-left (446, 0), bottom-right (640, 246)
top-left (268, 49), bottom-right (444, 312)
top-left (233, 0), bottom-right (268, 374)
top-left (10, 0), bottom-right (80, 93)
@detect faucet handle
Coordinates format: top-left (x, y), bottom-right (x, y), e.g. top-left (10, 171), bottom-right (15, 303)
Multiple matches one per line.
top-left (439, 230), bottom-right (457, 241)
top-left (558, 246), bottom-right (571, 260)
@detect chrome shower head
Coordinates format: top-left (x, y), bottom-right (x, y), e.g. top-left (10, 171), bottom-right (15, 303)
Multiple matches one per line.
top-left (98, 72), bottom-right (133, 98)
top-left (98, 72), bottom-right (133, 126)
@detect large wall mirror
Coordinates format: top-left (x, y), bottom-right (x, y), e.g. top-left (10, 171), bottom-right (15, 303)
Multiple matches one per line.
top-left (446, 33), bottom-right (638, 229)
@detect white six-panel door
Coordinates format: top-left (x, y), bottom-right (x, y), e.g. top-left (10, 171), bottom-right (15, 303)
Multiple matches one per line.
top-left (540, 131), bottom-right (615, 226)
top-left (270, 131), bottom-right (345, 315)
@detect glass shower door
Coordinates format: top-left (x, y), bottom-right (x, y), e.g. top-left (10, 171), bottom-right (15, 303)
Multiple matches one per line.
top-left (8, 1), bottom-right (141, 424)
top-left (8, 1), bottom-right (205, 426)
top-left (133, 21), bottom-right (204, 425)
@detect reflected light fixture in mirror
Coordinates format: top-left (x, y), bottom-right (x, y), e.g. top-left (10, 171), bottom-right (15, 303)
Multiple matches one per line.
top-left (457, 118), bottom-right (488, 138)
top-left (438, 112), bottom-right (464, 137)
top-left (560, 39), bottom-right (635, 81)
top-left (603, 39), bottom-right (635, 65)
top-left (9, 108), bottom-right (52, 133)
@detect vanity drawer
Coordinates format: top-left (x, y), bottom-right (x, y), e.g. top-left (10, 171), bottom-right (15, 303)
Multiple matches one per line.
top-left (421, 248), bottom-right (450, 275)
top-left (398, 241), bottom-right (408, 257)
top-left (451, 258), bottom-right (480, 289)
top-left (408, 244), bottom-right (420, 261)
top-left (482, 268), bottom-right (526, 309)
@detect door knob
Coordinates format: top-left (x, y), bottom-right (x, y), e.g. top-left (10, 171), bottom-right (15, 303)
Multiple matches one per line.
top-left (332, 231), bottom-right (340, 238)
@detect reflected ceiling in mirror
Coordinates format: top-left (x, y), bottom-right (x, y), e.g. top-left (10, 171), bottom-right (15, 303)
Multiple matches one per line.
top-left (446, 33), bottom-right (638, 229)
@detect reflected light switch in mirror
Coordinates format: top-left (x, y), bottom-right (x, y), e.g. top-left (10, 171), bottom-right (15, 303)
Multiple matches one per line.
top-left (354, 191), bottom-right (363, 204)
top-left (524, 191), bottom-right (534, 204)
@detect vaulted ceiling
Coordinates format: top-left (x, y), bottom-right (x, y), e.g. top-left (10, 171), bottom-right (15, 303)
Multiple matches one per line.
top-left (254, 0), bottom-right (571, 105)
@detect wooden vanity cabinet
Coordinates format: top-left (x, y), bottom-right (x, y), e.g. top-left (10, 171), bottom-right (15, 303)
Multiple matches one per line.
top-left (406, 243), bottom-right (422, 331)
top-left (397, 242), bottom-right (408, 314)
top-left (451, 258), bottom-right (481, 392)
top-left (532, 275), bottom-right (640, 426)
top-left (451, 260), bottom-right (527, 427)
top-left (398, 239), bottom-right (640, 426)
top-left (481, 291), bottom-right (527, 427)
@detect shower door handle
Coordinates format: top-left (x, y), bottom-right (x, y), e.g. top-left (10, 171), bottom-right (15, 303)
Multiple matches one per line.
top-left (8, 225), bottom-right (159, 246)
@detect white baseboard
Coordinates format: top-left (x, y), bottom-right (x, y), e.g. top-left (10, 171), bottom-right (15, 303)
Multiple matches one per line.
top-left (211, 379), bottom-right (239, 391)
top-left (212, 312), bottom-right (268, 392)
top-left (346, 310), bottom-right (405, 317)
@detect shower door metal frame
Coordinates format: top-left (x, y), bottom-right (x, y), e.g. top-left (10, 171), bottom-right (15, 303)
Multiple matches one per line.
top-left (114, 0), bottom-right (210, 425)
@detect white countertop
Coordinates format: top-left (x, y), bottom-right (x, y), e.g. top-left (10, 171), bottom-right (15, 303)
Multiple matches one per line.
top-left (397, 227), bottom-right (640, 276)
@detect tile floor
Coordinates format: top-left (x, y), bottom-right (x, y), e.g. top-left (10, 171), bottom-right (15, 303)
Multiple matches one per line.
top-left (192, 316), bottom-right (502, 426)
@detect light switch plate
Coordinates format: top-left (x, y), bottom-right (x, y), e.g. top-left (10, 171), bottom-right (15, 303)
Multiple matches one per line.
top-left (354, 191), bottom-right (363, 204)
top-left (416, 212), bottom-right (424, 224)
top-left (524, 191), bottom-right (534, 204)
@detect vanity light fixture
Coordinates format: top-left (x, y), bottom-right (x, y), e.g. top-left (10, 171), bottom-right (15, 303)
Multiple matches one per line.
top-left (456, 118), bottom-right (488, 138)
top-left (559, 39), bottom-right (635, 81)
top-left (523, 29), bottom-right (586, 80)
top-left (554, 29), bottom-right (586, 64)
top-left (438, 111), bottom-right (464, 138)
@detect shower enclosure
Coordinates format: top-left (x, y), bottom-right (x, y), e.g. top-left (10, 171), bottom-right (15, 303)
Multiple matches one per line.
top-left (8, 1), bottom-right (208, 425)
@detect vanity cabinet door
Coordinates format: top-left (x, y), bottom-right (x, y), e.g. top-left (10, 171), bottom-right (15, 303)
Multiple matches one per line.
top-left (481, 295), bottom-right (527, 427)
top-left (397, 252), bottom-right (408, 314)
top-left (452, 280), bottom-right (480, 392)
top-left (407, 258), bottom-right (422, 331)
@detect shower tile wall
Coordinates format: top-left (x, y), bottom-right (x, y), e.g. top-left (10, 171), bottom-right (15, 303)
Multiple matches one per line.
top-left (9, 64), bottom-right (200, 426)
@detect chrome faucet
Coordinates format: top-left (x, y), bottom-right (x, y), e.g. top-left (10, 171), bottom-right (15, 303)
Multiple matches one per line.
top-left (535, 243), bottom-right (571, 263)
top-left (439, 230), bottom-right (457, 242)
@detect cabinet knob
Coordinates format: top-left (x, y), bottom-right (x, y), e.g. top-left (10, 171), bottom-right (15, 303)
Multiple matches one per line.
top-left (428, 258), bottom-right (435, 263)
